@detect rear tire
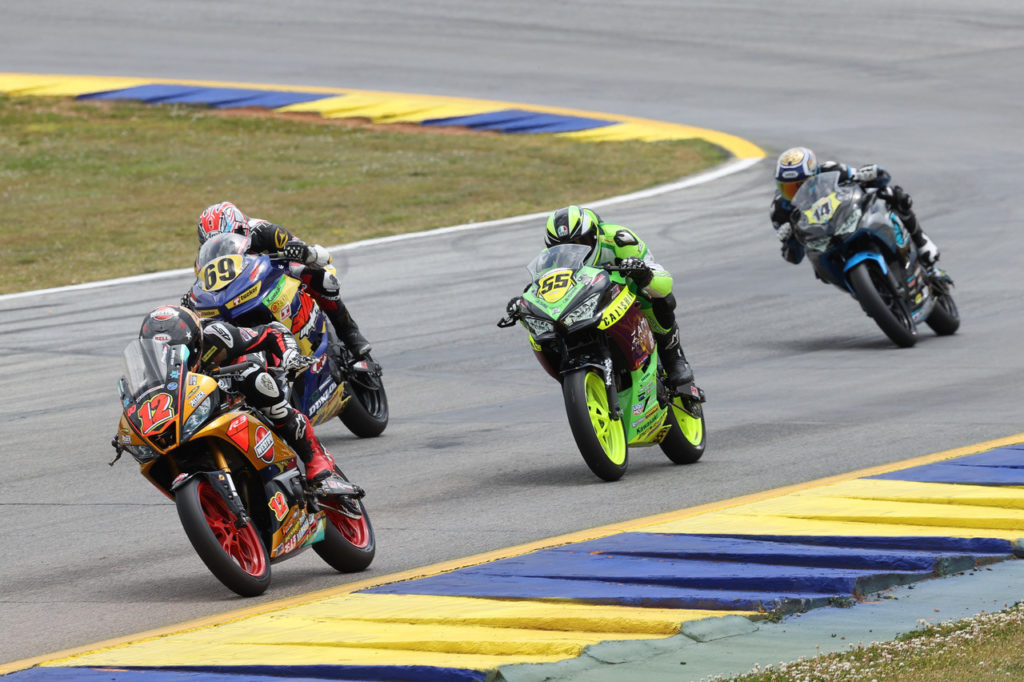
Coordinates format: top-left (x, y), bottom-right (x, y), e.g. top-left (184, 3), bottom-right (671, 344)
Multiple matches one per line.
top-left (659, 396), bottom-right (706, 465)
top-left (175, 477), bottom-right (271, 597)
top-left (847, 262), bottom-right (917, 348)
top-left (338, 354), bottom-right (389, 438)
top-left (312, 468), bottom-right (376, 572)
top-left (925, 292), bottom-right (960, 336)
top-left (563, 369), bottom-right (628, 482)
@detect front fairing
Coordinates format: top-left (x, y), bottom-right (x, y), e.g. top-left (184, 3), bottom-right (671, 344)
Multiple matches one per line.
top-left (520, 244), bottom-right (618, 339)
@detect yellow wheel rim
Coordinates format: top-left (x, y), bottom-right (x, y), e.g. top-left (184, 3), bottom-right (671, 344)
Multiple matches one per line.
top-left (584, 371), bottom-right (626, 465)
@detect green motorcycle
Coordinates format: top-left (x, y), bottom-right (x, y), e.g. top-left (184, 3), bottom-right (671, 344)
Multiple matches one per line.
top-left (498, 244), bottom-right (706, 481)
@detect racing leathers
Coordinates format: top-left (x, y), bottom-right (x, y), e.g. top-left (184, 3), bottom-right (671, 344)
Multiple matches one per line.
top-left (246, 219), bottom-right (371, 357)
top-left (770, 162), bottom-right (940, 270)
top-left (200, 318), bottom-right (341, 484)
top-left (587, 219), bottom-right (694, 386)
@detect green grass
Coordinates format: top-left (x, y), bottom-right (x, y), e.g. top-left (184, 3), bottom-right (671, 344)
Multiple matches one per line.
top-left (716, 601), bottom-right (1024, 682)
top-left (0, 95), bottom-right (725, 294)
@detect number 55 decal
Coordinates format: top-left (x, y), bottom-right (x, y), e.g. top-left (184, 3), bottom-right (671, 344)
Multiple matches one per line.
top-left (538, 269), bottom-right (573, 302)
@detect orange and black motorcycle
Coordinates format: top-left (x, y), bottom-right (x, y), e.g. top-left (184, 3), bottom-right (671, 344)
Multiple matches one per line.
top-left (111, 338), bottom-right (374, 597)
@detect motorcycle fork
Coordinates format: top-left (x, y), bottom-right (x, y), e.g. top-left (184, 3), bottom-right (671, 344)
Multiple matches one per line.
top-left (207, 441), bottom-right (252, 529)
top-left (559, 336), bottom-right (622, 421)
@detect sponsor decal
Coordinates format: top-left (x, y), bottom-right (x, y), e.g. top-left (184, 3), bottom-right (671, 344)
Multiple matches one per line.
top-left (226, 283), bottom-right (261, 309)
top-left (187, 389), bottom-right (208, 408)
top-left (188, 375), bottom-right (198, 386)
top-left (254, 425), bottom-right (275, 463)
top-left (310, 353), bottom-right (327, 374)
top-left (150, 307), bottom-right (176, 321)
top-left (152, 333), bottom-right (171, 343)
top-left (227, 415), bottom-right (249, 451)
top-left (166, 382), bottom-right (177, 390)
top-left (309, 380), bottom-right (338, 415)
top-left (599, 287), bottom-right (635, 329)
top-left (207, 323), bottom-right (234, 348)
top-left (197, 308), bottom-right (220, 319)
top-left (632, 402), bottom-right (645, 416)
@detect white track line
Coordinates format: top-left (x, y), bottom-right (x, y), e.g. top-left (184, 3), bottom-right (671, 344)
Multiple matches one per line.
top-left (0, 157), bottom-right (761, 303)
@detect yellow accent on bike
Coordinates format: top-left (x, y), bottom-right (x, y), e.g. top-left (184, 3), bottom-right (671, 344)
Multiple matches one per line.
top-left (200, 255), bottom-right (244, 292)
top-left (226, 282), bottom-right (262, 309)
top-left (803, 193), bottom-right (840, 225)
top-left (528, 333), bottom-right (541, 352)
top-left (265, 277), bottom-right (301, 323)
top-left (537, 269), bottom-right (574, 302)
top-left (598, 286), bottom-right (636, 329)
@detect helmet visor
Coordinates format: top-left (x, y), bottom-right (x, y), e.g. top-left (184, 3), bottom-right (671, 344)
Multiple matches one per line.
top-left (777, 180), bottom-right (805, 202)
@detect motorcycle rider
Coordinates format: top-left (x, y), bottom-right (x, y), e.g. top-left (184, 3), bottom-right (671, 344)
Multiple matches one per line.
top-left (513, 205), bottom-right (694, 386)
top-left (189, 201), bottom-right (372, 358)
top-left (138, 304), bottom-right (359, 492)
top-left (770, 146), bottom-right (940, 269)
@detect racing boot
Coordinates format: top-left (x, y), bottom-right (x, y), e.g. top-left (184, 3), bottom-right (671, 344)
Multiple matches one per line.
top-left (911, 226), bottom-right (940, 266)
top-left (325, 303), bottom-right (372, 358)
top-left (281, 411), bottom-right (336, 483)
top-left (655, 324), bottom-right (694, 387)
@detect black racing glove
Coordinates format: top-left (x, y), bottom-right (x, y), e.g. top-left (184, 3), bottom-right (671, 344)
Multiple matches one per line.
top-left (180, 290), bottom-right (195, 309)
top-left (283, 240), bottom-right (310, 263)
top-left (506, 296), bottom-right (523, 318)
top-left (618, 257), bottom-right (653, 288)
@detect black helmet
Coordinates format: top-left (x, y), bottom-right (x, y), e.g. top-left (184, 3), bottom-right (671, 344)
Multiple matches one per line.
top-left (138, 305), bottom-right (203, 370)
top-left (544, 205), bottom-right (599, 248)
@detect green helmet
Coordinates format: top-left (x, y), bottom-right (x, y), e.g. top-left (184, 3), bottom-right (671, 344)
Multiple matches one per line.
top-left (544, 205), bottom-right (600, 248)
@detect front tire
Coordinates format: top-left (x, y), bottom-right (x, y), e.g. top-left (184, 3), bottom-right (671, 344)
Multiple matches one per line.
top-left (175, 477), bottom-right (271, 597)
top-left (338, 354), bottom-right (389, 438)
top-left (659, 396), bottom-right (705, 464)
top-left (563, 369), bottom-right (628, 481)
top-left (847, 262), bottom-right (917, 347)
top-left (926, 292), bottom-right (960, 335)
top-left (312, 468), bottom-right (376, 572)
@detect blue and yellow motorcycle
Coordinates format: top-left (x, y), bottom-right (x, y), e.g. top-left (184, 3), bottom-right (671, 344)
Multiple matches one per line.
top-left (187, 233), bottom-right (388, 436)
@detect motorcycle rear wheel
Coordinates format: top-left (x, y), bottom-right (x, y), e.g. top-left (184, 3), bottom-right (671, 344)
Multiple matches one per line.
top-left (313, 468), bottom-right (376, 572)
top-left (563, 368), bottom-right (628, 482)
top-left (659, 397), bottom-right (705, 464)
top-left (925, 292), bottom-right (960, 335)
top-left (175, 477), bottom-right (271, 597)
top-left (848, 262), bottom-right (917, 348)
top-left (338, 354), bottom-right (389, 438)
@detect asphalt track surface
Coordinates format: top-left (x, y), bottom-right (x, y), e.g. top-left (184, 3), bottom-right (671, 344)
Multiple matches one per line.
top-left (2, 0), bottom-right (1024, 670)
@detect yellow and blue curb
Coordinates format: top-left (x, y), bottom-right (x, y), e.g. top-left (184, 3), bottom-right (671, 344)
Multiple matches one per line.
top-left (0, 73), bottom-right (765, 160)
top-left (4, 434), bottom-right (1024, 680)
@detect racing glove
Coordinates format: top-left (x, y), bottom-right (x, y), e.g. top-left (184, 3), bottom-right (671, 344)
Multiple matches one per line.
top-left (281, 349), bottom-right (313, 377)
top-left (283, 240), bottom-right (310, 263)
top-left (618, 257), bottom-right (653, 288)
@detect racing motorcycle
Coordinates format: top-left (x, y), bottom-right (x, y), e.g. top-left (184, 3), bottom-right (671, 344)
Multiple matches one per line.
top-left (790, 170), bottom-right (959, 347)
top-left (111, 338), bottom-right (375, 596)
top-left (187, 233), bottom-right (387, 436)
top-left (498, 244), bottom-right (706, 481)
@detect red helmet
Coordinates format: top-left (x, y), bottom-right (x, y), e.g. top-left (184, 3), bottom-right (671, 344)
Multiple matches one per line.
top-left (138, 305), bottom-right (203, 370)
top-left (197, 202), bottom-right (249, 244)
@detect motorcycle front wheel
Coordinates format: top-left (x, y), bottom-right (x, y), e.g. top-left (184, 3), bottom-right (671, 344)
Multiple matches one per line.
top-left (313, 468), bottom-right (376, 572)
top-left (175, 477), bottom-right (271, 597)
top-left (848, 262), bottom-right (917, 348)
top-left (338, 354), bottom-right (389, 438)
top-left (563, 368), bottom-right (628, 482)
top-left (659, 396), bottom-right (705, 464)
top-left (925, 291), bottom-right (960, 336)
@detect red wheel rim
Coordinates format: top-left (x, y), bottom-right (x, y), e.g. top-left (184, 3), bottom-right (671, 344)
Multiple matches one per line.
top-left (324, 508), bottom-right (371, 549)
top-left (197, 480), bottom-right (267, 576)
